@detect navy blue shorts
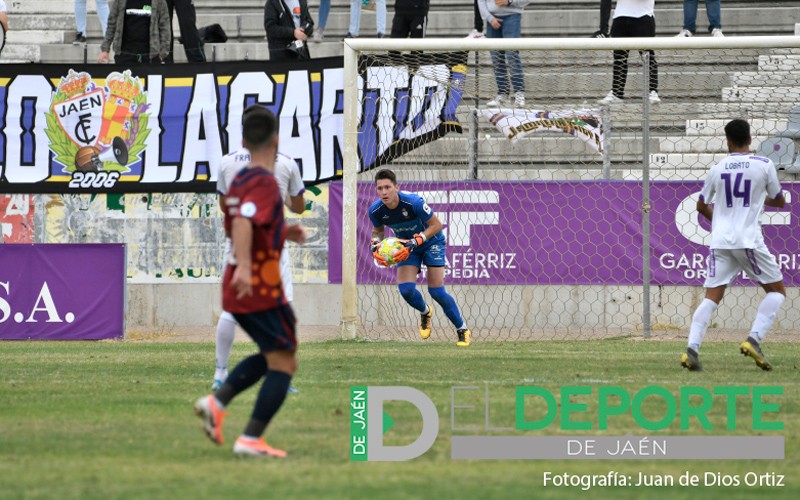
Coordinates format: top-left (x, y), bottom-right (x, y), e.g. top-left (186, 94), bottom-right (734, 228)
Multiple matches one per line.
top-left (397, 241), bottom-right (447, 269)
top-left (234, 303), bottom-right (297, 352)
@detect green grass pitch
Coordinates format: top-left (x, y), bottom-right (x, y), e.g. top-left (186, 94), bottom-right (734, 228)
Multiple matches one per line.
top-left (1, 339), bottom-right (798, 499)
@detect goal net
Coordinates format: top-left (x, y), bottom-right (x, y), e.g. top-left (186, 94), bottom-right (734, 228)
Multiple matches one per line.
top-left (337, 36), bottom-right (800, 342)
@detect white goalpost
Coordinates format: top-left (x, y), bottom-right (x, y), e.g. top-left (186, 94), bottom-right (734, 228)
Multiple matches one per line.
top-left (340, 35), bottom-right (800, 342)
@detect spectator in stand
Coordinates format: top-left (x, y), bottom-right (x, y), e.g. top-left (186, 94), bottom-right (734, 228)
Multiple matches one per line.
top-left (265, 0), bottom-right (314, 60)
top-left (391, 0), bottom-right (429, 39)
top-left (74, 0), bottom-right (109, 44)
top-left (345, 0), bottom-right (386, 38)
top-left (676, 0), bottom-right (723, 37)
top-left (589, 0), bottom-right (611, 38)
top-left (478, 0), bottom-right (529, 108)
top-left (312, 0), bottom-right (330, 42)
top-left (597, 0), bottom-right (660, 105)
top-left (165, 0), bottom-right (206, 62)
top-left (466, 0), bottom-right (484, 38)
top-left (98, 0), bottom-right (171, 64)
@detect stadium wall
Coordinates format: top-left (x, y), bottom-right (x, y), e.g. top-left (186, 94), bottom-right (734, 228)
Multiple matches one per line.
top-left (124, 283), bottom-right (800, 332)
top-left (4, 190), bottom-right (799, 332)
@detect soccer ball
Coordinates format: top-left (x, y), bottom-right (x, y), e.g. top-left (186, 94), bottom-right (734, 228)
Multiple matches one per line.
top-left (377, 237), bottom-right (405, 266)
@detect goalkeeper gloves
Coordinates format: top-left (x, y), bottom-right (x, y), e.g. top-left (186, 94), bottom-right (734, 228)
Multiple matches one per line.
top-left (371, 238), bottom-right (389, 267)
top-left (403, 233), bottom-right (426, 250)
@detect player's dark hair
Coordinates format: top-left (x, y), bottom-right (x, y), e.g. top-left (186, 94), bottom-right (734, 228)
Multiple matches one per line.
top-left (242, 105), bottom-right (278, 150)
top-left (375, 169), bottom-right (397, 184)
top-left (724, 119), bottom-right (751, 148)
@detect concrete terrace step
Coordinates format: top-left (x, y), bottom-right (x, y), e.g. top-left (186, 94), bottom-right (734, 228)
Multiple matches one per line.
top-left (37, 41), bottom-right (345, 63)
top-left (657, 136), bottom-right (765, 153)
top-left (649, 152), bottom-right (734, 170)
top-left (606, 101), bottom-right (796, 115)
top-left (432, 49), bottom-right (763, 67)
top-left (581, 102), bottom-right (796, 131)
top-left (458, 102), bottom-right (796, 132)
top-left (204, 41), bottom-right (344, 61)
top-left (264, 8), bottom-right (799, 37)
top-left (722, 86), bottom-right (800, 103)
top-left (1, 44), bottom-right (41, 62)
top-left (685, 118), bottom-right (789, 136)
top-left (731, 71), bottom-right (800, 87)
top-left (8, 1), bottom-right (798, 29)
top-left (395, 138), bottom-right (734, 171)
top-left (409, 133), bottom-right (769, 159)
top-left (36, 43), bottom-right (105, 65)
top-left (7, 14), bottom-right (82, 31)
top-left (758, 54), bottom-right (800, 71)
top-left (11, 4), bottom-right (796, 40)
top-left (418, 135), bottom-right (657, 157)
top-left (5, 29), bottom-right (66, 45)
top-left (771, 48), bottom-right (800, 56)
top-left (8, 0), bottom-right (75, 14)
top-left (37, 43), bottom-right (762, 91)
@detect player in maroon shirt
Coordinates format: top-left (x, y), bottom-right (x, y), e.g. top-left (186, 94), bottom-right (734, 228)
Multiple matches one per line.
top-left (194, 106), bottom-right (307, 458)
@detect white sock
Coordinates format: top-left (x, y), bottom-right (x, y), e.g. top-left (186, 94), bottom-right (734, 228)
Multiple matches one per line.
top-left (215, 311), bottom-right (237, 381)
top-left (688, 298), bottom-right (718, 351)
top-left (749, 292), bottom-right (785, 343)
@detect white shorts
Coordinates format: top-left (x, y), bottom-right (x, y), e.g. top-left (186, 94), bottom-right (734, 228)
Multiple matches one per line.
top-left (223, 237), bottom-right (293, 302)
top-left (703, 246), bottom-right (783, 288)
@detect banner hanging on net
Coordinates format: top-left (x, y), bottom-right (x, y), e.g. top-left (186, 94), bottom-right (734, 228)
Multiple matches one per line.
top-left (0, 56), bottom-right (465, 193)
top-left (478, 109), bottom-right (604, 152)
top-left (0, 244), bottom-right (125, 340)
top-left (328, 181), bottom-right (800, 286)
top-left (357, 52), bottom-right (468, 172)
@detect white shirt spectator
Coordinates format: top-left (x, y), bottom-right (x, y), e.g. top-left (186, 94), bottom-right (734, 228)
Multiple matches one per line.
top-left (613, 0), bottom-right (654, 19)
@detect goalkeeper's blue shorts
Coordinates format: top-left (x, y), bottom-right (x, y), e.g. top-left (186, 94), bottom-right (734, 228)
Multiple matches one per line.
top-left (397, 241), bottom-right (446, 269)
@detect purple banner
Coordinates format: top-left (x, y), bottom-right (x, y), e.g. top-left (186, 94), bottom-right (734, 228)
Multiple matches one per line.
top-left (328, 181), bottom-right (800, 286)
top-left (0, 244), bottom-right (125, 340)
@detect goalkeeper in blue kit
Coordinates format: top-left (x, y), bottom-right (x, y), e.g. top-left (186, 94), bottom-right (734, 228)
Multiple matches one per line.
top-left (368, 169), bottom-right (471, 346)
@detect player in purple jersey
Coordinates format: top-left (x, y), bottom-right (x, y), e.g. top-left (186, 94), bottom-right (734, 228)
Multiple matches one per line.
top-left (682, 119), bottom-right (786, 372)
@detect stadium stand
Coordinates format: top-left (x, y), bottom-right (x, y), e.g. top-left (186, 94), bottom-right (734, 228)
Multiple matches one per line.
top-left (2, 1), bottom-right (798, 193)
top-left (1, 1), bottom-right (797, 177)
top-left (1, 1), bottom-right (796, 63)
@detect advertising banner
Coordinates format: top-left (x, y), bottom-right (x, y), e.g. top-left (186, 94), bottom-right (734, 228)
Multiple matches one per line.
top-left (479, 108), bottom-right (604, 152)
top-left (329, 181), bottom-right (800, 286)
top-left (0, 244), bottom-right (125, 339)
top-left (0, 55), bottom-right (466, 194)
